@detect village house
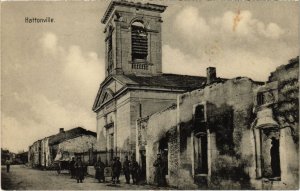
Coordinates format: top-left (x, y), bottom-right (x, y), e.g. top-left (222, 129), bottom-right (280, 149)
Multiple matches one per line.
top-left (28, 127), bottom-right (97, 168)
top-left (136, 57), bottom-right (299, 189)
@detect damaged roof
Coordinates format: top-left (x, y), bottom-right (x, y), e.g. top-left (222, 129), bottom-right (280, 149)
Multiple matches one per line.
top-left (48, 127), bottom-right (96, 146)
top-left (116, 73), bottom-right (209, 91)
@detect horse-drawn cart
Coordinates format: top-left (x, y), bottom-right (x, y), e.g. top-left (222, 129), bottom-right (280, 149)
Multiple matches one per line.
top-left (53, 160), bottom-right (70, 174)
top-left (54, 150), bottom-right (74, 174)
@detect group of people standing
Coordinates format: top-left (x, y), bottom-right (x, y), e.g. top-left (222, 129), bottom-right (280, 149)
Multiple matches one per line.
top-left (69, 157), bottom-right (85, 183)
top-left (93, 155), bottom-right (141, 185)
top-left (68, 154), bottom-right (167, 187)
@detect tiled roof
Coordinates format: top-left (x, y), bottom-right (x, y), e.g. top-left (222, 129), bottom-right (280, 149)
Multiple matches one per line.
top-left (92, 73), bottom-right (227, 112)
top-left (48, 127), bottom-right (96, 146)
top-left (117, 73), bottom-right (215, 91)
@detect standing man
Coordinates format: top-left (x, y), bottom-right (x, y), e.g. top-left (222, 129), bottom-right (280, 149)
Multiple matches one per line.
top-left (94, 157), bottom-right (106, 183)
top-left (69, 157), bottom-right (76, 179)
top-left (115, 157), bottom-right (122, 183)
top-left (130, 156), bottom-right (139, 184)
top-left (111, 157), bottom-right (121, 184)
top-left (74, 157), bottom-right (85, 183)
top-left (153, 154), bottom-right (166, 187)
top-left (5, 158), bottom-right (11, 173)
top-left (111, 157), bottom-right (117, 184)
top-left (123, 156), bottom-right (131, 184)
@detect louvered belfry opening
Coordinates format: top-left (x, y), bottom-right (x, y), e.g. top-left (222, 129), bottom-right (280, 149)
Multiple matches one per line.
top-left (131, 22), bottom-right (148, 62)
top-left (107, 36), bottom-right (113, 73)
top-left (107, 26), bottom-right (113, 74)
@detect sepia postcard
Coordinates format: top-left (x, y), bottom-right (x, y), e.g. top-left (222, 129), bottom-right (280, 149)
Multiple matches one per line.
top-left (1, 0), bottom-right (299, 190)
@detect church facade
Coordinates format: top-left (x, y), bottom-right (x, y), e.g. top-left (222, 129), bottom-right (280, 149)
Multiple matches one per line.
top-left (92, 1), bottom-right (207, 163)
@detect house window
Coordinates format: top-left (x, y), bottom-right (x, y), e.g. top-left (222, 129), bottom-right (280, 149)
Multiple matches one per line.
top-left (195, 104), bottom-right (205, 126)
top-left (257, 92), bottom-right (265, 106)
top-left (131, 22), bottom-right (148, 62)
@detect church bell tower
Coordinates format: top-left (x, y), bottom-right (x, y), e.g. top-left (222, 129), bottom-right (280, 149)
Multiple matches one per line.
top-left (101, 0), bottom-right (167, 77)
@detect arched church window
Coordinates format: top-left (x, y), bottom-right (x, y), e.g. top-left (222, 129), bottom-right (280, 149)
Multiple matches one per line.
top-left (131, 21), bottom-right (148, 62)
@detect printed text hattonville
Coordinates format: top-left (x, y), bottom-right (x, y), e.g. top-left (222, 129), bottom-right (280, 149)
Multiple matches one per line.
top-left (25, 17), bottom-right (54, 23)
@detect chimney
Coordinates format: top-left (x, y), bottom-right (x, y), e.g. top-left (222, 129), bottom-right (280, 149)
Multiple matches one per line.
top-left (206, 67), bottom-right (216, 84)
top-left (59, 128), bottom-right (64, 133)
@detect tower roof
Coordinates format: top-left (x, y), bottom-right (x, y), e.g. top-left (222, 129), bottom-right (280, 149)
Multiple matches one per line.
top-left (101, 0), bottom-right (167, 24)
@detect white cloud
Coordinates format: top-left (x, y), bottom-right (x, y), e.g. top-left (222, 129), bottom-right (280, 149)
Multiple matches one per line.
top-left (63, 45), bottom-right (104, 95)
top-left (174, 6), bottom-right (210, 41)
top-left (166, 7), bottom-right (293, 82)
top-left (2, 91), bottom-right (97, 153)
top-left (2, 32), bottom-right (104, 152)
top-left (162, 45), bottom-right (207, 76)
top-left (175, 8), bottom-right (285, 41)
top-left (40, 32), bottom-right (60, 54)
top-left (163, 44), bottom-right (280, 81)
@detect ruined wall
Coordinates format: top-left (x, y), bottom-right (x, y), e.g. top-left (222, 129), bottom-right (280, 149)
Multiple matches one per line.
top-left (142, 105), bottom-right (178, 186)
top-left (270, 59), bottom-right (299, 189)
top-left (177, 78), bottom-right (260, 189)
top-left (57, 135), bottom-right (97, 153)
top-left (40, 138), bottom-right (51, 167)
top-left (29, 140), bottom-right (42, 167)
top-left (130, 90), bottom-right (178, 154)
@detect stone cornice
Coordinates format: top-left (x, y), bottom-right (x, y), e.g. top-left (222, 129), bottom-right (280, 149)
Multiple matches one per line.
top-left (101, 0), bottom-right (167, 24)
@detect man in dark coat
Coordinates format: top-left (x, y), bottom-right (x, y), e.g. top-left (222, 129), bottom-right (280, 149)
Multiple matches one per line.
top-left (111, 157), bottom-right (121, 184)
top-left (130, 156), bottom-right (139, 184)
top-left (5, 158), bottom-right (11, 173)
top-left (74, 157), bottom-right (85, 183)
top-left (153, 154), bottom-right (166, 187)
top-left (115, 157), bottom-right (122, 183)
top-left (69, 157), bottom-right (76, 179)
top-left (111, 157), bottom-right (116, 184)
top-left (123, 156), bottom-right (131, 184)
top-left (94, 157), bottom-right (106, 183)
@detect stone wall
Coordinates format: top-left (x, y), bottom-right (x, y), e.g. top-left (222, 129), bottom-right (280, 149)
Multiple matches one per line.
top-left (270, 58), bottom-right (299, 189)
top-left (139, 104), bottom-right (178, 185)
top-left (177, 77), bottom-right (260, 189)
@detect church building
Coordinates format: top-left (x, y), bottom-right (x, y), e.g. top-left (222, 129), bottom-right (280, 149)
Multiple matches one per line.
top-left (92, 1), bottom-right (209, 162)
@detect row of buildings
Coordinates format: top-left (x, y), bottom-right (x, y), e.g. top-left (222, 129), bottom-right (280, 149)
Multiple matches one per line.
top-left (1, 149), bottom-right (28, 165)
top-left (92, 1), bottom-right (299, 190)
top-left (28, 127), bottom-right (97, 168)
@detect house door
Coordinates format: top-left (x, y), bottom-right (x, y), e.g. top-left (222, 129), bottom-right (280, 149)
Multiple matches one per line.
top-left (194, 133), bottom-right (208, 174)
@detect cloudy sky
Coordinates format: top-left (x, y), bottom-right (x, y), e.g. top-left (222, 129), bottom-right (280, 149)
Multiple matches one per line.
top-left (1, 0), bottom-right (298, 153)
